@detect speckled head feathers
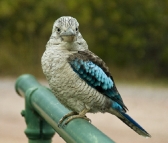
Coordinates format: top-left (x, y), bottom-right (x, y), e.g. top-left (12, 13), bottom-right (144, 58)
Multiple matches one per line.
top-left (52, 16), bottom-right (79, 33)
top-left (47, 16), bottom-right (88, 50)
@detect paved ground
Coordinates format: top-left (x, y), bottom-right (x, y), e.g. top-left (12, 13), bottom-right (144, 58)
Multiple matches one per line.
top-left (0, 78), bottom-right (168, 143)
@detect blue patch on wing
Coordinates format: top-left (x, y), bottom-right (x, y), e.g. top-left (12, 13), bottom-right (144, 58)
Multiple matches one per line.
top-left (112, 102), bottom-right (123, 111)
top-left (70, 59), bottom-right (114, 91)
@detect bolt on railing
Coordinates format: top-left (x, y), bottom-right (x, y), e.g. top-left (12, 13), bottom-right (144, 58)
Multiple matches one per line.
top-left (15, 74), bottom-right (115, 143)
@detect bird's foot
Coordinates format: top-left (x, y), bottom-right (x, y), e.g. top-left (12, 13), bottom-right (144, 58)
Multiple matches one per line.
top-left (64, 114), bottom-right (91, 125)
top-left (58, 111), bottom-right (78, 127)
top-left (58, 108), bottom-right (91, 127)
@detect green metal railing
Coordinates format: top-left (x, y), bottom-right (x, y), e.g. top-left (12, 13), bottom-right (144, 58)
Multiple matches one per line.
top-left (15, 74), bottom-right (115, 143)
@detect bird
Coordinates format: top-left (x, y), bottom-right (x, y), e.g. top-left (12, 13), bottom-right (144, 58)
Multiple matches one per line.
top-left (41, 16), bottom-right (151, 137)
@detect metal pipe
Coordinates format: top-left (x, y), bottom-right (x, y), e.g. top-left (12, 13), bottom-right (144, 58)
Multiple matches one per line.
top-left (15, 74), bottom-right (115, 143)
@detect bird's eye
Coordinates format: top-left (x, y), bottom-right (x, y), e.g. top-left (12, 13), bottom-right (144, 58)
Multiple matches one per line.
top-left (57, 28), bottom-right (61, 33)
top-left (76, 27), bottom-right (78, 31)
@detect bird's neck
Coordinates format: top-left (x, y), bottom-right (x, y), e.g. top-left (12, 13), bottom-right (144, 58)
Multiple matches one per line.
top-left (46, 39), bottom-right (79, 51)
top-left (46, 34), bottom-right (88, 51)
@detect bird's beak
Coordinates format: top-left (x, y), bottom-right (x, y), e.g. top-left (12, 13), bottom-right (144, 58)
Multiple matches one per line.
top-left (60, 28), bottom-right (76, 42)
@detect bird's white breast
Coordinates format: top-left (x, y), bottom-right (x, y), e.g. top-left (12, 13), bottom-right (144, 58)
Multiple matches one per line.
top-left (41, 46), bottom-right (108, 113)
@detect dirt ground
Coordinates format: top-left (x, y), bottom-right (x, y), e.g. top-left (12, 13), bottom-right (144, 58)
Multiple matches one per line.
top-left (0, 78), bottom-right (168, 143)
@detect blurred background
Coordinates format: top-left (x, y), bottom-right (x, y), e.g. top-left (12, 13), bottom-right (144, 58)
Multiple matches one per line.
top-left (0, 0), bottom-right (168, 143)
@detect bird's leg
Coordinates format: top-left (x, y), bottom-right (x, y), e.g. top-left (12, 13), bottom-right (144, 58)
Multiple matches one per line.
top-left (58, 111), bottom-right (78, 127)
top-left (64, 108), bottom-right (91, 125)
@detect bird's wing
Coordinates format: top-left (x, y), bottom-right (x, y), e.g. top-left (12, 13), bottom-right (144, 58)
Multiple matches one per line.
top-left (68, 50), bottom-right (127, 111)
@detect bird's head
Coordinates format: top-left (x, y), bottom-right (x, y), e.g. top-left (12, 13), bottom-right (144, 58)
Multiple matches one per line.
top-left (47, 16), bottom-right (88, 50)
top-left (52, 16), bottom-right (79, 43)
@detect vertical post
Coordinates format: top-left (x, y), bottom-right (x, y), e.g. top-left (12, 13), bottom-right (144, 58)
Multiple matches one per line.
top-left (21, 87), bottom-right (55, 143)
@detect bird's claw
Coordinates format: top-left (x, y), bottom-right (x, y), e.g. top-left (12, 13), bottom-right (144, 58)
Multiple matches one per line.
top-left (84, 115), bottom-right (91, 123)
top-left (58, 109), bottom-right (91, 127)
top-left (58, 115), bottom-right (91, 127)
top-left (58, 111), bottom-right (78, 128)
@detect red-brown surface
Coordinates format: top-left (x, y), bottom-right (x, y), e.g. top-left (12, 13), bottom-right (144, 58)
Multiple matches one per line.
top-left (0, 78), bottom-right (168, 143)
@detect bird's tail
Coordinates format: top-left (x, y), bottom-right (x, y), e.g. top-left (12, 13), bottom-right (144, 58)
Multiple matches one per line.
top-left (110, 109), bottom-right (151, 137)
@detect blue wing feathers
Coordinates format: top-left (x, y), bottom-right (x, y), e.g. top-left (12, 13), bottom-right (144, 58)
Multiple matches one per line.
top-left (70, 59), bottom-right (114, 91)
top-left (112, 102), bottom-right (123, 111)
top-left (68, 52), bottom-right (150, 137)
top-left (68, 52), bottom-right (128, 111)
